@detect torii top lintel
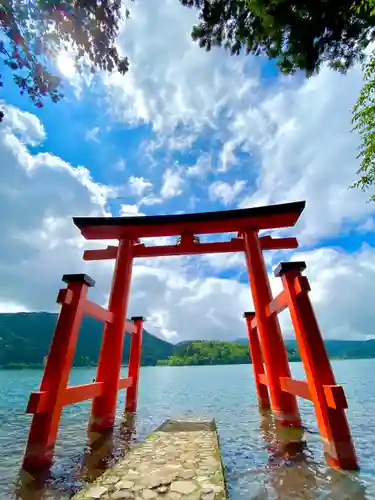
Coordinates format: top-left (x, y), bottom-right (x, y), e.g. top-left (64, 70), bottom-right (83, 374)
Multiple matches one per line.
top-left (73, 201), bottom-right (305, 240)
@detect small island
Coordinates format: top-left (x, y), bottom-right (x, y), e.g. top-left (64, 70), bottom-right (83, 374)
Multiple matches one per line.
top-left (157, 340), bottom-right (300, 366)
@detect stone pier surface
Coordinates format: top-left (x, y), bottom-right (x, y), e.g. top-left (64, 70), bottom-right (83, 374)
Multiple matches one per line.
top-left (73, 419), bottom-right (227, 500)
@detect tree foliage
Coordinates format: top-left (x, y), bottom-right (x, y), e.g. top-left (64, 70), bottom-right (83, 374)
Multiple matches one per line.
top-left (0, 0), bottom-right (131, 120)
top-left (158, 340), bottom-right (301, 366)
top-left (352, 50), bottom-right (375, 199)
top-left (180, 0), bottom-right (375, 76)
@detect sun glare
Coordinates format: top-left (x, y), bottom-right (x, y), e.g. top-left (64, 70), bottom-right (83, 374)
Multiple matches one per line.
top-left (56, 52), bottom-right (77, 79)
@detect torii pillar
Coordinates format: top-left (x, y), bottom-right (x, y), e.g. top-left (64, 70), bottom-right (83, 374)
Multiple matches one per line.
top-left (244, 230), bottom-right (301, 427)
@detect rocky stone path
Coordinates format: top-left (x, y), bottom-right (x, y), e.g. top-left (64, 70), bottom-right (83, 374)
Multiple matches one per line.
top-left (73, 420), bottom-right (227, 500)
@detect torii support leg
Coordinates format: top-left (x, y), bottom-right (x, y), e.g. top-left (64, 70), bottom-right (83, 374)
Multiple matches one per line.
top-left (23, 274), bottom-right (94, 471)
top-left (90, 238), bottom-right (134, 432)
top-left (243, 230), bottom-right (301, 427)
top-left (243, 312), bottom-right (270, 410)
top-left (125, 317), bottom-right (144, 413)
top-left (275, 262), bottom-right (358, 470)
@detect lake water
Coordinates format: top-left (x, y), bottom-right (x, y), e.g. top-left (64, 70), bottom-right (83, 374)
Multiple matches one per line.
top-left (1, 360), bottom-right (375, 499)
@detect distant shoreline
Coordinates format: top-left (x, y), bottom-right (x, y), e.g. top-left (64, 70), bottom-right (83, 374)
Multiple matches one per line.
top-left (2, 356), bottom-right (374, 370)
top-left (155, 356), bottom-right (375, 367)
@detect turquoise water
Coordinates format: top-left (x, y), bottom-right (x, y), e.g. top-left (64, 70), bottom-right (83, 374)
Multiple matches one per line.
top-left (1, 360), bottom-right (375, 499)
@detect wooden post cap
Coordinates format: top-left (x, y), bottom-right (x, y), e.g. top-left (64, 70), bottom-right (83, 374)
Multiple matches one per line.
top-left (243, 311), bottom-right (256, 319)
top-left (62, 274), bottom-right (96, 287)
top-left (274, 261), bottom-right (306, 278)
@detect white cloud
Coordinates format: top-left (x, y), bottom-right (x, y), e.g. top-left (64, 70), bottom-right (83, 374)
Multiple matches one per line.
top-left (219, 141), bottom-right (239, 172)
top-left (119, 204), bottom-right (145, 217)
top-left (201, 253), bottom-right (246, 272)
top-left (2, 104), bottom-right (45, 145)
top-left (0, 103), bottom-right (249, 342)
top-left (140, 194), bottom-right (164, 206)
top-left (85, 126), bottom-right (100, 142)
top-left (103, 0), bottom-right (374, 244)
top-left (280, 245), bottom-right (375, 340)
top-left (166, 133), bottom-right (198, 151)
top-left (130, 243), bottom-right (375, 342)
top-left (129, 263), bottom-right (251, 342)
top-left (0, 103), bottom-right (111, 311)
top-left (3, 103), bottom-right (375, 344)
top-left (186, 153), bottom-right (212, 178)
top-left (128, 175), bottom-right (153, 197)
top-left (209, 180), bottom-right (247, 206)
top-left (160, 168), bottom-right (184, 199)
top-left (238, 66), bottom-right (374, 244)
top-left (106, 0), bottom-right (260, 139)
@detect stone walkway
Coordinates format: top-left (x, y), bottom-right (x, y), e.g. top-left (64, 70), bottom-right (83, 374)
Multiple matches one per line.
top-left (73, 420), bottom-right (227, 500)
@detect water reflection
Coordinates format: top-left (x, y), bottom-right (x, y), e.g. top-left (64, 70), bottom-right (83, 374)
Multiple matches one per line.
top-left (80, 427), bottom-right (115, 483)
top-left (16, 412), bottom-right (137, 499)
top-left (17, 468), bottom-right (51, 500)
top-left (81, 411), bottom-right (136, 482)
top-left (257, 410), bottom-right (368, 500)
top-left (4, 363), bottom-right (375, 499)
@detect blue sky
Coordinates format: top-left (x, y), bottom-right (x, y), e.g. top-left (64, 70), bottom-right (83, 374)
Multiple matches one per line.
top-left (1, 0), bottom-right (375, 343)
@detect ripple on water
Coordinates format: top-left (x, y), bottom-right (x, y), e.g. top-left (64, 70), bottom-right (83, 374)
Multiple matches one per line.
top-left (0, 361), bottom-right (375, 499)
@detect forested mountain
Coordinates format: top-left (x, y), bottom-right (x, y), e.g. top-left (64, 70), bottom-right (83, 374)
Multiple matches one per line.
top-left (158, 340), bottom-right (300, 366)
top-left (0, 313), bottom-right (174, 368)
top-left (1, 313), bottom-right (374, 369)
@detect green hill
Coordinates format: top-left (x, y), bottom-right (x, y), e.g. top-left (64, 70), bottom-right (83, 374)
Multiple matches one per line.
top-left (158, 340), bottom-right (300, 366)
top-left (236, 338), bottom-right (375, 360)
top-left (0, 312), bottom-right (174, 368)
top-left (1, 312), bottom-right (373, 369)
top-left (286, 339), bottom-right (375, 360)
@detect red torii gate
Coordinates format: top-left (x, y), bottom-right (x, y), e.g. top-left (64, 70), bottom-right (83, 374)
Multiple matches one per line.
top-left (22, 201), bottom-right (358, 472)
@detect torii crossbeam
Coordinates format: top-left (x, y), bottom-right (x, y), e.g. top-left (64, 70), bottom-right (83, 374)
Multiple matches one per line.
top-left (22, 201), bottom-right (358, 472)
